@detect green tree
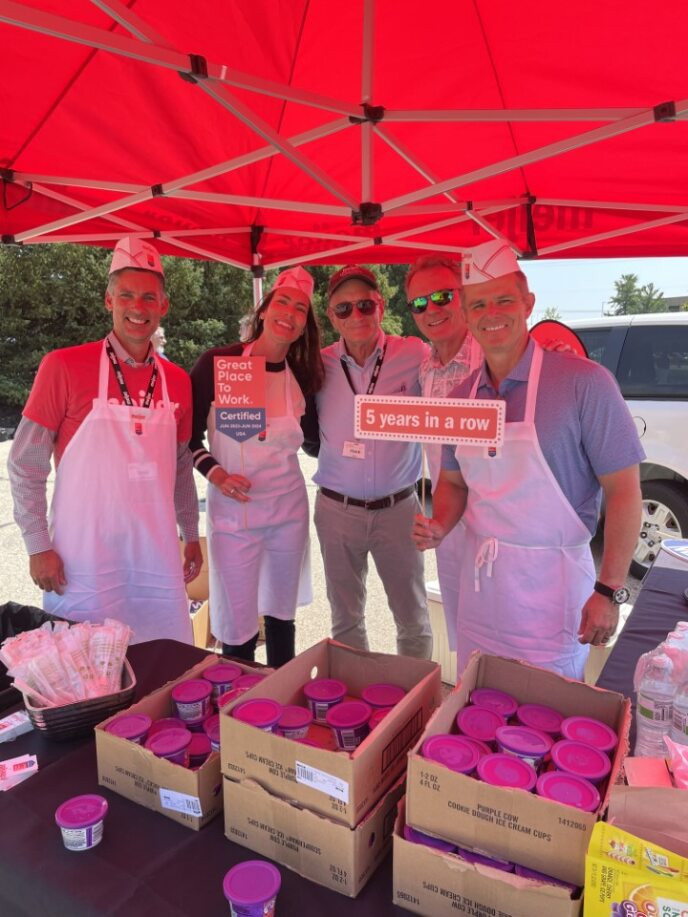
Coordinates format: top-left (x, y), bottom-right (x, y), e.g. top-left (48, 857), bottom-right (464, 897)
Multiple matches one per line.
top-left (542, 306), bottom-right (563, 321)
top-left (605, 274), bottom-right (666, 315)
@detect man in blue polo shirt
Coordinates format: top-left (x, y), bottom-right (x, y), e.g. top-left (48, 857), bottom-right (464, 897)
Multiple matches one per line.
top-left (413, 240), bottom-right (644, 679)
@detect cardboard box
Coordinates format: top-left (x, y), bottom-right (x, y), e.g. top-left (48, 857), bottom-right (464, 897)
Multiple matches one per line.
top-left (406, 653), bottom-right (630, 886)
top-left (223, 775), bottom-right (403, 897)
top-left (608, 778), bottom-right (688, 858)
top-left (393, 799), bottom-right (581, 917)
top-left (221, 639), bottom-right (441, 828)
top-left (96, 655), bottom-right (261, 830)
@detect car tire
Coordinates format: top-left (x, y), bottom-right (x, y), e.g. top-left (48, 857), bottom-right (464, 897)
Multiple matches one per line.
top-left (631, 480), bottom-right (688, 579)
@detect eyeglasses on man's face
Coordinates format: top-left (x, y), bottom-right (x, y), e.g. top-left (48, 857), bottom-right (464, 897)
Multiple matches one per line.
top-left (331, 298), bottom-right (378, 319)
top-left (406, 288), bottom-right (458, 314)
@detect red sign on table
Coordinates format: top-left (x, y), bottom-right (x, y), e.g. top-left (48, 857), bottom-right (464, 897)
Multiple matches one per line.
top-left (354, 395), bottom-right (505, 446)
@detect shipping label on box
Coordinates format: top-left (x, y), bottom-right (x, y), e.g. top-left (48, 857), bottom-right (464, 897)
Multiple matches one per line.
top-left (406, 653), bottom-right (630, 886)
top-left (220, 639), bottom-right (441, 828)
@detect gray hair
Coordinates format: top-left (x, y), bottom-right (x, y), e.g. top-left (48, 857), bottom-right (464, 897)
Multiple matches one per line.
top-left (404, 254), bottom-right (462, 296)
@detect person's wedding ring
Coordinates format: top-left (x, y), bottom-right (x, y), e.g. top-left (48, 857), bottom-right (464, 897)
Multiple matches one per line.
top-left (228, 486), bottom-right (235, 496)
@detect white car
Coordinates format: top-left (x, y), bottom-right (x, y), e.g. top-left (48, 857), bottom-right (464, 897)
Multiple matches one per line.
top-left (568, 313), bottom-right (688, 577)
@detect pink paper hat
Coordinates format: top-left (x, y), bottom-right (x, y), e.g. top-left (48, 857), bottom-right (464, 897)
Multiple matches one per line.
top-left (271, 265), bottom-right (314, 301)
top-left (462, 240), bottom-right (519, 286)
top-left (109, 236), bottom-right (164, 277)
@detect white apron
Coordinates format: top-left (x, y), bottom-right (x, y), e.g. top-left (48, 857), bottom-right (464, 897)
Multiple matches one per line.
top-left (453, 343), bottom-right (592, 679)
top-left (44, 342), bottom-right (191, 645)
top-left (207, 344), bottom-right (311, 645)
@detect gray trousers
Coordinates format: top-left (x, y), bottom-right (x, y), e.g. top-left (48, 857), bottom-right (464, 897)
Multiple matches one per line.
top-left (314, 490), bottom-right (433, 659)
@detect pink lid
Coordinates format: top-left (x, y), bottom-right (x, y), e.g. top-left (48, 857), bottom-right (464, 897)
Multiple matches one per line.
top-left (456, 705), bottom-right (505, 742)
top-left (477, 753), bottom-right (537, 791)
top-left (217, 687), bottom-right (247, 709)
top-left (55, 794), bottom-right (108, 829)
top-left (104, 713), bottom-right (151, 740)
top-left (233, 673), bottom-right (266, 691)
top-left (148, 717), bottom-right (185, 737)
top-left (188, 733), bottom-right (211, 758)
top-left (421, 735), bottom-right (481, 774)
top-left (369, 708), bottom-right (391, 729)
top-left (202, 663), bottom-right (242, 686)
top-left (145, 727), bottom-right (192, 757)
top-left (550, 740), bottom-right (611, 782)
top-left (231, 698), bottom-right (283, 729)
top-left (295, 737), bottom-right (321, 747)
top-left (361, 683), bottom-right (406, 708)
top-left (496, 725), bottom-right (553, 757)
top-left (536, 771), bottom-right (600, 811)
top-left (470, 688), bottom-right (518, 718)
top-left (516, 704), bottom-right (564, 735)
top-left (223, 860), bottom-right (281, 905)
top-left (203, 714), bottom-right (220, 744)
top-left (458, 735), bottom-right (492, 759)
top-left (303, 678), bottom-right (347, 703)
top-left (560, 716), bottom-right (617, 753)
top-left (326, 700), bottom-right (372, 730)
top-left (404, 824), bottom-right (456, 852)
top-left (458, 848), bottom-right (514, 871)
top-left (278, 705), bottom-right (313, 731)
top-left (170, 679), bottom-right (212, 704)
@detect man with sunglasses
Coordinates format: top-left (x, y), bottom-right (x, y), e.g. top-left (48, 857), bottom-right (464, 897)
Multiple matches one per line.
top-left (311, 265), bottom-right (433, 659)
top-left (413, 240), bottom-right (643, 680)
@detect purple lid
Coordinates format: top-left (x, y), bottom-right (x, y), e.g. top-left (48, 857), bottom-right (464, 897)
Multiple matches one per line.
top-left (278, 705), bottom-right (313, 731)
top-left (496, 725), bottom-right (553, 757)
top-left (170, 678), bottom-right (212, 704)
top-left (550, 740), bottom-right (611, 781)
top-left (203, 714), bottom-right (220, 744)
top-left (326, 700), bottom-right (372, 730)
top-left (303, 678), bottom-right (347, 703)
top-left (458, 848), bottom-right (514, 872)
top-left (233, 673), bottom-right (266, 690)
top-left (223, 860), bottom-right (281, 906)
top-left (188, 733), bottom-right (211, 757)
top-left (458, 735), bottom-right (492, 759)
top-left (560, 716), bottom-right (617, 753)
top-left (55, 794), bottom-right (108, 829)
top-left (456, 705), bottom-right (505, 742)
top-left (148, 717), bottom-right (185, 736)
top-left (404, 824), bottom-right (456, 852)
top-left (514, 864), bottom-right (576, 889)
top-left (421, 735), bottom-right (481, 774)
top-left (470, 688), bottom-right (518, 718)
top-left (477, 753), bottom-right (537, 791)
top-left (361, 683), bottom-right (406, 708)
top-left (104, 713), bottom-right (151, 740)
top-left (145, 727), bottom-right (192, 757)
top-left (536, 771), bottom-right (600, 811)
top-left (516, 704), bottom-right (564, 735)
top-left (231, 698), bottom-right (283, 729)
top-left (202, 662), bottom-right (242, 686)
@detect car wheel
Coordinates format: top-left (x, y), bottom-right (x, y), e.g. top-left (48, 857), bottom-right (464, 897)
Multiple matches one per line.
top-left (631, 481), bottom-right (688, 579)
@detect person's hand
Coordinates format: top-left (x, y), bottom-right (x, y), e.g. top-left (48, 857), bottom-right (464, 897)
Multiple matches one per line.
top-left (182, 540), bottom-right (203, 584)
top-left (208, 466), bottom-right (251, 502)
top-left (578, 591), bottom-right (620, 645)
top-left (412, 514), bottom-right (446, 551)
top-left (29, 549), bottom-right (67, 594)
top-left (541, 337), bottom-right (574, 354)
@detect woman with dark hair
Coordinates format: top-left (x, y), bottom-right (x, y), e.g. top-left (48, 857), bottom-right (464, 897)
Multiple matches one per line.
top-left (190, 266), bottom-right (324, 666)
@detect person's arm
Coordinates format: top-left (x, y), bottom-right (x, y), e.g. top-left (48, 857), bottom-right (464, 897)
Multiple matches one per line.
top-left (174, 442), bottom-right (202, 583)
top-left (413, 468), bottom-right (468, 550)
top-left (578, 464), bottom-right (642, 645)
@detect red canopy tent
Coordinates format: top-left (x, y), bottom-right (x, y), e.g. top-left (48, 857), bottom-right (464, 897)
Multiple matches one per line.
top-left (2, 0), bottom-right (688, 292)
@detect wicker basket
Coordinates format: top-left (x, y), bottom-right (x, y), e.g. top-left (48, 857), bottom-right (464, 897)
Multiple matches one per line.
top-left (23, 658), bottom-right (136, 741)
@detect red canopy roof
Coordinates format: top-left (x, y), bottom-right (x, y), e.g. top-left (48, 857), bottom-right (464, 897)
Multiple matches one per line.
top-left (2, 0), bottom-right (688, 270)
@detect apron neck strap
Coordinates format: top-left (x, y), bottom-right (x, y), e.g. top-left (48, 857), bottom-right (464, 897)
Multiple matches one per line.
top-left (524, 342), bottom-right (543, 422)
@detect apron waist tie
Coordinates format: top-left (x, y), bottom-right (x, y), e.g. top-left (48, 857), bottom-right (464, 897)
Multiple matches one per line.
top-left (474, 537), bottom-right (499, 593)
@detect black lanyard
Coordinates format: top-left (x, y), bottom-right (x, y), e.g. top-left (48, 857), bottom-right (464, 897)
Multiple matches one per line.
top-left (105, 340), bottom-right (158, 408)
top-left (340, 342), bottom-right (387, 396)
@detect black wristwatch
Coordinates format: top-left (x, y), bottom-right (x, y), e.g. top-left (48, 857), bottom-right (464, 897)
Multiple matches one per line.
top-left (594, 580), bottom-right (630, 605)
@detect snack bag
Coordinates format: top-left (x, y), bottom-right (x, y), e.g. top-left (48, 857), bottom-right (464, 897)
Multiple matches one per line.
top-left (584, 822), bottom-right (688, 916)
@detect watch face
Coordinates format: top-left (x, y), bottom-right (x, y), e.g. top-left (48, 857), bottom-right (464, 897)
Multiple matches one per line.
top-left (613, 587), bottom-right (630, 605)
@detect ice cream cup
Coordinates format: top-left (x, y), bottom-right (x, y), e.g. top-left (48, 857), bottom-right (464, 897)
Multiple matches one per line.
top-left (203, 663), bottom-right (243, 704)
top-left (326, 700), bottom-right (371, 751)
top-left (514, 864), bottom-right (577, 890)
top-left (477, 753), bottom-right (537, 792)
top-left (222, 860), bottom-right (281, 916)
top-left (458, 847), bottom-right (514, 871)
top-left (516, 703), bottom-right (564, 736)
top-left (144, 727), bottom-right (192, 766)
top-left (495, 725), bottom-right (553, 769)
top-left (170, 678), bottom-right (213, 727)
top-left (147, 717), bottom-right (185, 738)
top-left (233, 673), bottom-right (266, 692)
top-left (456, 705), bottom-right (505, 744)
top-left (231, 698), bottom-right (283, 733)
top-left (361, 682), bottom-right (406, 709)
top-left (188, 732), bottom-right (212, 768)
top-left (368, 707), bottom-right (391, 730)
top-left (217, 687), bottom-right (248, 710)
top-left (203, 713), bottom-right (221, 751)
top-left (104, 713), bottom-right (151, 744)
top-left (560, 715), bottom-right (618, 754)
top-left (536, 770), bottom-right (601, 811)
top-left (55, 794), bottom-right (108, 852)
top-left (277, 705), bottom-right (313, 740)
top-left (470, 688), bottom-right (518, 719)
top-left (404, 824), bottom-right (456, 853)
top-left (550, 739), bottom-right (611, 784)
top-left (421, 735), bottom-right (481, 776)
top-left (302, 678), bottom-right (347, 724)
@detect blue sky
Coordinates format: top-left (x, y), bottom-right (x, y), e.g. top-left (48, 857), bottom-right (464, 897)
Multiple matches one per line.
top-left (525, 257), bottom-right (688, 323)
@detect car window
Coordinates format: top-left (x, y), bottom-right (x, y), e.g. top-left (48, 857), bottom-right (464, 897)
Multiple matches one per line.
top-left (617, 325), bottom-right (688, 398)
top-left (575, 328), bottom-right (613, 365)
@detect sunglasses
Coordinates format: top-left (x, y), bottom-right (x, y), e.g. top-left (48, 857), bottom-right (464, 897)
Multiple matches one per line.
top-left (407, 288), bottom-right (457, 314)
top-left (331, 298), bottom-right (378, 319)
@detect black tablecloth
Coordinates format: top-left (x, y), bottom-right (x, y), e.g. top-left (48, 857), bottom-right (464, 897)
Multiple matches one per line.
top-left (0, 640), bottom-right (404, 917)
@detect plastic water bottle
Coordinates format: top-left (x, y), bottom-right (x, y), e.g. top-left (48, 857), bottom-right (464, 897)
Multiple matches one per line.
top-left (671, 680), bottom-right (688, 747)
top-left (634, 652), bottom-right (674, 757)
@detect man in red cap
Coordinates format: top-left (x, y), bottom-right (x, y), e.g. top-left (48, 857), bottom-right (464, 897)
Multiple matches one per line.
top-left (8, 236), bottom-right (202, 643)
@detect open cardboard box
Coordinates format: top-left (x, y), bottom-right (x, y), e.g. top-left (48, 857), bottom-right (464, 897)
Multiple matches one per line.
top-left (406, 653), bottom-right (630, 886)
top-left (220, 639), bottom-right (441, 827)
top-left (95, 654), bottom-right (264, 830)
top-left (224, 774), bottom-right (403, 897)
top-left (393, 798), bottom-right (582, 917)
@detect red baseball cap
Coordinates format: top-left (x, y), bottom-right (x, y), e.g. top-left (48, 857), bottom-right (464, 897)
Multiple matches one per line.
top-left (327, 265), bottom-right (379, 298)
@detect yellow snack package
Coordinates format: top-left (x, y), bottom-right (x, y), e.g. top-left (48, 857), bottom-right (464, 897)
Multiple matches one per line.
top-left (585, 822), bottom-right (688, 917)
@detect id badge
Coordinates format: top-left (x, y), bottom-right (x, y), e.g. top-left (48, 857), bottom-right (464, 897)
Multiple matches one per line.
top-left (130, 413), bottom-right (146, 437)
top-left (343, 440), bottom-right (366, 460)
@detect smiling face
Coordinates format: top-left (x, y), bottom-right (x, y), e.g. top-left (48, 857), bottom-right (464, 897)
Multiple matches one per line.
top-left (462, 272), bottom-right (535, 364)
top-left (327, 278), bottom-right (383, 353)
top-left (406, 265), bottom-right (466, 347)
top-left (261, 286), bottom-right (310, 348)
top-left (105, 269), bottom-right (168, 360)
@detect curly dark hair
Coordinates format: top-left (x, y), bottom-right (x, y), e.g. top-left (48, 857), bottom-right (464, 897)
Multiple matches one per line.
top-left (242, 290), bottom-right (325, 395)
